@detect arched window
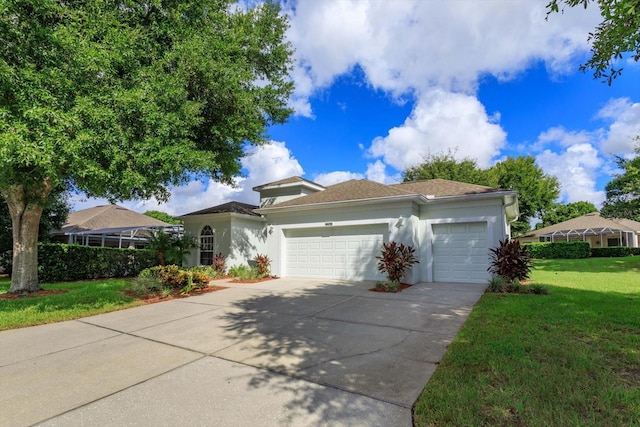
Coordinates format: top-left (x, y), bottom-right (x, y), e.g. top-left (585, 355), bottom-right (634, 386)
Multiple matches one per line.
top-left (200, 226), bottom-right (215, 265)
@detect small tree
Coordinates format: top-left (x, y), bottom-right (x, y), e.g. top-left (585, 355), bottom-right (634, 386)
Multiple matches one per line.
top-left (488, 239), bottom-right (533, 283)
top-left (376, 242), bottom-right (419, 284)
top-left (146, 231), bottom-right (197, 266)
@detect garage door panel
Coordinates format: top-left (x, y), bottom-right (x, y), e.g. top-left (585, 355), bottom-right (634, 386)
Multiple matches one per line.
top-left (432, 222), bottom-right (488, 284)
top-left (285, 225), bottom-right (387, 280)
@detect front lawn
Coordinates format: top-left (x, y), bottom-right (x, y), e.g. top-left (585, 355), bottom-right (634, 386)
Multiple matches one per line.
top-left (0, 278), bottom-right (143, 331)
top-left (413, 256), bottom-right (640, 426)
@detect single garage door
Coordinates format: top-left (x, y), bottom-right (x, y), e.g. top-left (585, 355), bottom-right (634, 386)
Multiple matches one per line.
top-left (285, 225), bottom-right (387, 280)
top-left (432, 222), bottom-right (489, 283)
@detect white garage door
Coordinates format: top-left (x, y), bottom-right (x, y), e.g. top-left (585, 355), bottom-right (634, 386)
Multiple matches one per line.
top-left (285, 225), bottom-right (387, 280)
top-left (432, 222), bottom-right (489, 283)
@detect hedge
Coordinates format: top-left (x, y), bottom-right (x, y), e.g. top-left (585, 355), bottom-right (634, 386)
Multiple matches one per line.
top-left (524, 241), bottom-right (591, 259)
top-left (37, 243), bottom-right (158, 283)
top-left (590, 247), bottom-right (640, 257)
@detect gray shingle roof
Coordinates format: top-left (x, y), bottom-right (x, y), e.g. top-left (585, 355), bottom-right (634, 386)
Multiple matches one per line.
top-left (265, 179), bottom-right (415, 208)
top-left (392, 179), bottom-right (502, 197)
top-left (265, 178), bottom-right (507, 209)
top-left (182, 201), bottom-right (260, 217)
top-left (55, 205), bottom-right (170, 234)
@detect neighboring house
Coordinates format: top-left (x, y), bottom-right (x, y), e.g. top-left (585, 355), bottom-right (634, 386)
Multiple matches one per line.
top-left (182, 176), bottom-right (518, 284)
top-left (51, 205), bottom-right (178, 249)
top-left (518, 212), bottom-right (640, 248)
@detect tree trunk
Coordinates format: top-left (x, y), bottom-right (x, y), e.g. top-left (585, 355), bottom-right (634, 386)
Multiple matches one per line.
top-left (2, 182), bottom-right (52, 294)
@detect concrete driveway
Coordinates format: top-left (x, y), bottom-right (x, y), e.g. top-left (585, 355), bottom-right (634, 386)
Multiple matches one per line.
top-left (0, 278), bottom-right (486, 427)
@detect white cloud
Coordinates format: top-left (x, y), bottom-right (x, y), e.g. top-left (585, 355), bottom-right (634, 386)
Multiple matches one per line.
top-left (285, 0), bottom-right (600, 115)
top-left (313, 170), bottom-right (364, 186)
top-left (596, 98), bottom-right (640, 156)
top-left (70, 141), bottom-right (304, 216)
top-left (367, 89), bottom-right (507, 170)
top-left (536, 143), bottom-right (605, 206)
top-left (536, 126), bottom-right (593, 149)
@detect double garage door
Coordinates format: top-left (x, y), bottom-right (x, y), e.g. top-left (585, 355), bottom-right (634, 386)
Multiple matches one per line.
top-left (432, 222), bottom-right (489, 283)
top-left (284, 221), bottom-right (489, 283)
top-left (285, 225), bottom-right (387, 280)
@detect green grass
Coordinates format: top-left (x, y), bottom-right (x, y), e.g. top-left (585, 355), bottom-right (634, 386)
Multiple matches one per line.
top-left (0, 277), bottom-right (143, 331)
top-left (413, 256), bottom-right (640, 426)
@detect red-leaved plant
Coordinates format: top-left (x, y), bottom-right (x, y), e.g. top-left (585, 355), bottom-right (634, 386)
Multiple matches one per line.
top-left (376, 242), bottom-right (419, 283)
top-left (253, 254), bottom-right (271, 278)
top-left (212, 252), bottom-right (226, 276)
top-left (488, 239), bottom-right (532, 283)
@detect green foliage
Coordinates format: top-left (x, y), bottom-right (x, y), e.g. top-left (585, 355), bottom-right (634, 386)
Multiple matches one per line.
top-left (376, 242), bottom-right (419, 283)
top-left (37, 244), bottom-right (157, 283)
top-left (591, 246), bottom-right (640, 257)
top-left (486, 275), bottom-right (508, 293)
top-left (492, 156), bottom-right (560, 236)
top-left (402, 151), bottom-right (494, 185)
top-left (601, 144), bottom-right (640, 221)
top-left (537, 202), bottom-right (598, 229)
top-left (546, 0), bottom-right (640, 84)
top-left (253, 254), bottom-right (271, 278)
top-left (187, 265), bottom-right (222, 279)
top-left (140, 265), bottom-right (209, 290)
top-left (143, 210), bottom-right (182, 225)
top-left (374, 280), bottom-right (401, 293)
top-left (228, 264), bottom-right (259, 280)
top-left (145, 231), bottom-right (198, 266)
top-left (488, 239), bottom-right (533, 284)
top-left (0, 0), bottom-right (294, 292)
top-left (525, 241), bottom-right (592, 259)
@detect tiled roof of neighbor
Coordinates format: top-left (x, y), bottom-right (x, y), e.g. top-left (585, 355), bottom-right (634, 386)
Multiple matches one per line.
top-left (56, 205), bottom-right (170, 234)
top-left (523, 212), bottom-right (640, 237)
top-left (265, 179), bottom-right (416, 208)
top-left (392, 179), bottom-right (502, 197)
top-left (252, 176), bottom-right (325, 191)
top-left (182, 201), bottom-right (260, 217)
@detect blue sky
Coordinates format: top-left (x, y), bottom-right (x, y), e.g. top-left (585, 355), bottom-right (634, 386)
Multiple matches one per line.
top-left (72, 0), bottom-right (640, 216)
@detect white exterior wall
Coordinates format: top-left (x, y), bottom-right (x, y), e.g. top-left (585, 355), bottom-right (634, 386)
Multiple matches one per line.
top-left (263, 200), bottom-right (420, 282)
top-left (418, 197), bottom-right (508, 283)
top-left (228, 216), bottom-right (267, 266)
top-left (182, 214), bottom-right (265, 267)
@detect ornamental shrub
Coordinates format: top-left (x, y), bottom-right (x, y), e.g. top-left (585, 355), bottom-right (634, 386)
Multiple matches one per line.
top-left (38, 243), bottom-right (158, 283)
top-left (376, 242), bottom-right (419, 283)
top-left (253, 254), bottom-right (271, 278)
top-left (524, 241), bottom-right (590, 259)
top-left (488, 239), bottom-right (532, 283)
top-left (590, 247), bottom-right (636, 257)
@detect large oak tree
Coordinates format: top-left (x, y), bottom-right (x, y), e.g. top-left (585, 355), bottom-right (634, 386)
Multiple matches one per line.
top-left (0, 0), bottom-right (294, 293)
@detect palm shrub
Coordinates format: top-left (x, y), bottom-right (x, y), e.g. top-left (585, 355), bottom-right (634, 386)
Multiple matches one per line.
top-left (376, 242), bottom-right (419, 283)
top-left (488, 239), bottom-right (532, 283)
top-left (254, 254), bottom-right (271, 278)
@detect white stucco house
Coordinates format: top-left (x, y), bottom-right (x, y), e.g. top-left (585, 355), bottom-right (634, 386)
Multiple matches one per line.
top-left (181, 176), bottom-right (519, 284)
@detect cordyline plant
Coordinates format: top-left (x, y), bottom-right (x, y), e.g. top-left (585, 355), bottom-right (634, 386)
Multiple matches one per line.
top-left (254, 254), bottom-right (271, 278)
top-left (212, 253), bottom-right (226, 276)
top-left (376, 242), bottom-right (419, 283)
top-left (487, 239), bottom-right (533, 283)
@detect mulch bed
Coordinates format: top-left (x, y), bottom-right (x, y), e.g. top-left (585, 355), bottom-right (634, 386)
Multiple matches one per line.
top-left (369, 283), bottom-right (412, 293)
top-left (0, 289), bottom-right (69, 300)
top-left (123, 285), bottom-right (227, 304)
top-left (229, 276), bottom-right (275, 284)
